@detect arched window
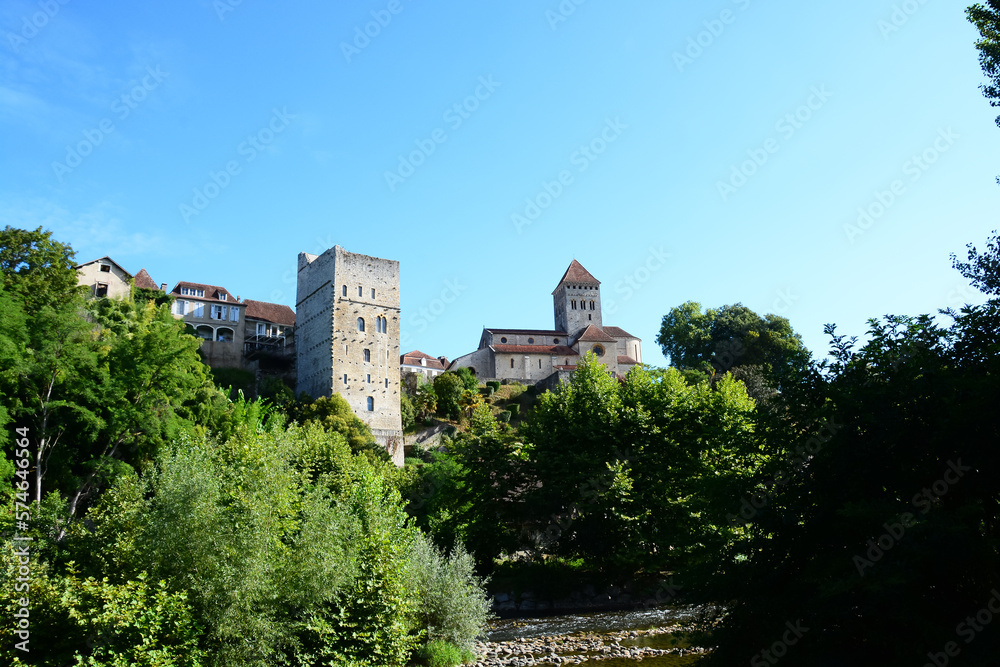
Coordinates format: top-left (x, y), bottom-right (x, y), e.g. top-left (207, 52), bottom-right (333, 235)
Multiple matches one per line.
top-left (342, 285), bottom-right (347, 296)
top-left (590, 301), bottom-right (595, 310)
top-left (364, 349), bottom-right (371, 363)
top-left (357, 318), bottom-right (365, 332)
top-left (571, 300), bottom-right (577, 310)
top-left (367, 397), bottom-right (374, 411)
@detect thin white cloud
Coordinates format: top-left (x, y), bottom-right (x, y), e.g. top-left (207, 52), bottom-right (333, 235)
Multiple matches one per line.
top-left (0, 197), bottom-right (167, 263)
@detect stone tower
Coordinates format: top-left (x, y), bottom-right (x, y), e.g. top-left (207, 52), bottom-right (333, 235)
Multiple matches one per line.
top-left (553, 259), bottom-right (603, 337)
top-left (295, 246), bottom-right (403, 465)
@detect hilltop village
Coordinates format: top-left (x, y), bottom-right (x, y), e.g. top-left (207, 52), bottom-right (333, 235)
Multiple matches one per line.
top-left (76, 246), bottom-right (641, 463)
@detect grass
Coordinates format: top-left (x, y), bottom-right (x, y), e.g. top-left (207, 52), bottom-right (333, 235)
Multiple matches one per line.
top-left (411, 640), bottom-right (476, 667)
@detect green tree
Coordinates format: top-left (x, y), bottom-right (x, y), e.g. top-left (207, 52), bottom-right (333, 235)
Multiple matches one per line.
top-left (694, 236), bottom-right (1000, 664)
top-left (969, 1), bottom-right (1000, 129)
top-left (433, 373), bottom-right (464, 421)
top-left (412, 381), bottom-right (437, 421)
top-left (453, 366), bottom-right (479, 392)
top-left (656, 301), bottom-right (810, 389)
top-left (0, 226), bottom-right (82, 311)
top-left (951, 229), bottom-right (1000, 295)
top-left (293, 393), bottom-right (388, 461)
top-left (523, 354), bottom-right (759, 571)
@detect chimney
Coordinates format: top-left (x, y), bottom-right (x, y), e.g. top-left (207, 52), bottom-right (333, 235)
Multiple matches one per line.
top-left (160, 283), bottom-right (167, 291)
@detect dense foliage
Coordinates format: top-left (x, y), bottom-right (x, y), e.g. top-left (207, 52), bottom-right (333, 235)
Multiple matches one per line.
top-left (0, 227), bottom-right (490, 667)
top-left (656, 301), bottom-right (810, 390)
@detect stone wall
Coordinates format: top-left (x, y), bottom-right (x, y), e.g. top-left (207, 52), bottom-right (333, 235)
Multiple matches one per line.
top-left (553, 283), bottom-right (602, 336)
top-left (77, 261), bottom-right (131, 300)
top-left (296, 246), bottom-right (403, 465)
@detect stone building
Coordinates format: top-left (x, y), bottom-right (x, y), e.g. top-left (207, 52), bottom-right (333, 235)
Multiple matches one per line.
top-left (400, 350), bottom-right (448, 390)
top-left (169, 281), bottom-right (247, 369)
top-left (75, 257), bottom-right (133, 299)
top-left (243, 300), bottom-right (295, 358)
top-left (296, 246), bottom-right (403, 465)
top-left (449, 260), bottom-right (642, 383)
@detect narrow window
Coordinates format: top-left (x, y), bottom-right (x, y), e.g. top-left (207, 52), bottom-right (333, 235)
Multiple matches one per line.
top-left (342, 285), bottom-right (347, 297)
top-left (385, 378), bottom-right (389, 388)
top-left (571, 300), bottom-right (576, 310)
top-left (590, 301), bottom-right (595, 310)
top-left (364, 349), bottom-right (371, 363)
top-left (588, 314), bottom-right (592, 320)
top-left (357, 318), bottom-right (365, 332)
top-left (510, 358), bottom-right (514, 368)
top-left (367, 397), bottom-right (374, 411)
top-left (358, 286), bottom-right (363, 297)
top-left (343, 374), bottom-right (348, 384)
top-left (367, 374), bottom-right (371, 383)
top-left (371, 288), bottom-right (376, 298)
top-left (538, 359), bottom-right (542, 368)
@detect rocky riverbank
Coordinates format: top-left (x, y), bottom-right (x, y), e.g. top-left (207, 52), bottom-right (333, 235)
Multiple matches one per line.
top-left (475, 627), bottom-right (711, 667)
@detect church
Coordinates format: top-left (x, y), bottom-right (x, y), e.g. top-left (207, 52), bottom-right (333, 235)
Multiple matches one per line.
top-left (449, 260), bottom-right (642, 383)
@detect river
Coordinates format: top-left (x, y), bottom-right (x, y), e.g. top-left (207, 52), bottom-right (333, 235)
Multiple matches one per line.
top-left (478, 606), bottom-right (710, 666)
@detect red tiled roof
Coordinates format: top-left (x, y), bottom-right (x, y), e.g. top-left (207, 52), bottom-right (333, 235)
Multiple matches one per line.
top-left (401, 351), bottom-right (447, 371)
top-left (492, 345), bottom-right (578, 356)
top-left (170, 281), bottom-right (239, 304)
top-left (401, 350), bottom-right (437, 360)
top-left (602, 326), bottom-right (639, 340)
top-left (553, 259), bottom-right (600, 293)
top-left (133, 268), bottom-right (159, 290)
top-left (575, 324), bottom-right (617, 343)
top-left (244, 300), bottom-right (295, 326)
top-left (617, 355), bottom-right (640, 365)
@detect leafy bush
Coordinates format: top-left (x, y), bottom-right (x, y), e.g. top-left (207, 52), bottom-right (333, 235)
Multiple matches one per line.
top-left (408, 533), bottom-right (492, 653)
top-left (1, 552), bottom-right (205, 667)
top-left (412, 640), bottom-right (476, 667)
top-left (497, 411), bottom-right (511, 423)
top-left (507, 403), bottom-right (520, 418)
top-left (433, 374), bottom-right (464, 420)
top-left (401, 393), bottom-right (416, 430)
top-left (486, 381), bottom-right (501, 393)
top-left (454, 367), bottom-right (479, 392)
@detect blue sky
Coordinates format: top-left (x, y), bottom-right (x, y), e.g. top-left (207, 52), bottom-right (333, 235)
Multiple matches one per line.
top-left (2, 0), bottom-right (997, 368)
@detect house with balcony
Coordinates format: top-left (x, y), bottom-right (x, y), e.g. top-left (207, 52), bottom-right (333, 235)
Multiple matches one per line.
top-left (243, 299), bottom-right (295, 358)
top-left (169, 281), bottom-right (246, 368)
